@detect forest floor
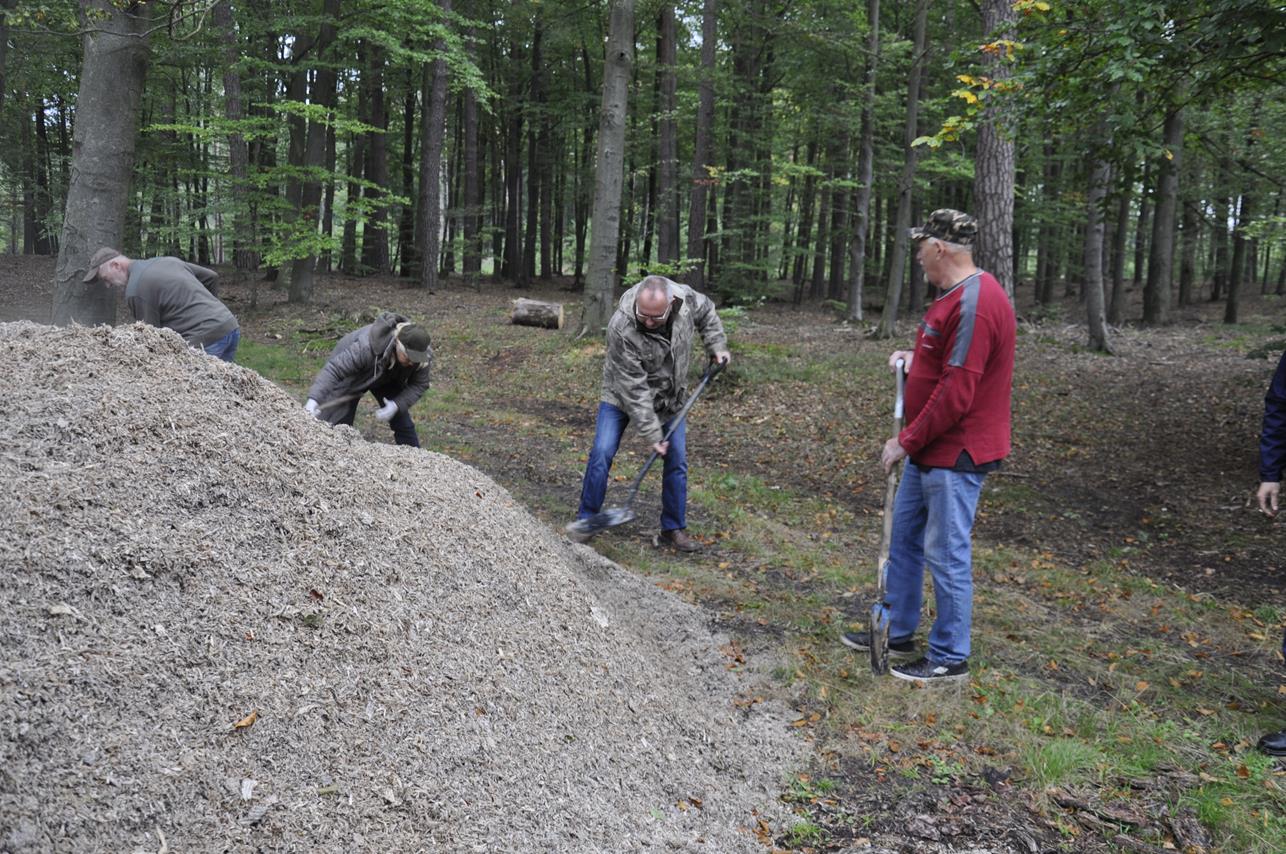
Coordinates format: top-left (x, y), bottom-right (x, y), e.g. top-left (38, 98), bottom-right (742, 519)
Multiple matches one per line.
top-left (2, 253), bottom-right (1284, 853)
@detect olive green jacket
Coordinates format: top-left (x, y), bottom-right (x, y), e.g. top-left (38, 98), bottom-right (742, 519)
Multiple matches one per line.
top-left (601, 278), bottom-right (727, 443)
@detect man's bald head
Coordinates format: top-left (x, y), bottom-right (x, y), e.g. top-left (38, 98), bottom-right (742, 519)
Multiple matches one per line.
top-left (635, 277), bottom-right (673, 328)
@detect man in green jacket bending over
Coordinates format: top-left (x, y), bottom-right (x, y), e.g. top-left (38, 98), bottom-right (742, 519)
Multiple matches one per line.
top-left (84, 247), bottom-right (240, 362)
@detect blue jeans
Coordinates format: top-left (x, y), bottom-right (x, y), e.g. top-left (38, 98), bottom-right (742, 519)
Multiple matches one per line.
top-left (202, 328), bottom-right (240, 362)
top-left (337, 389), bottom-right (420, 448)
top-left (885, 462), bottom-right (986, 665)
top-left (577, 402), bottom-right (687, 531)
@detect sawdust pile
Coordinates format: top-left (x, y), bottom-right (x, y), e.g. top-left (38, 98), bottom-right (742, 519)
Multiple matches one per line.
top-left (0, 322), bottom-right (797, 852)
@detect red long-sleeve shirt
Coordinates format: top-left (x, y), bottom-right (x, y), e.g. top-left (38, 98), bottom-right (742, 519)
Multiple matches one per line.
top-left (898, 271), bottom-right (1015, 468)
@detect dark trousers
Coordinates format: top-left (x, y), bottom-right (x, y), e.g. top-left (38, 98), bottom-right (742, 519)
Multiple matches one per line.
top-left (337, 387), bottom-right (420, 447)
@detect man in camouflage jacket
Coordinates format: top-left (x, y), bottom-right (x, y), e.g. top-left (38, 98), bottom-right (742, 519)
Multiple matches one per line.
top-left (573, 276), bottom-right (730, 551)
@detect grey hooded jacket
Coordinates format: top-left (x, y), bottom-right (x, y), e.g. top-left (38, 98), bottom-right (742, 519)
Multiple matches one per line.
top-left (601, 278), bottom-right (728, 444)
top-left (308, 312), bottom-right (433, 424)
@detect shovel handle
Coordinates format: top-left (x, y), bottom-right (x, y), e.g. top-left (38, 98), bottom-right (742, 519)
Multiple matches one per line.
top-left (623, 359), bottom-right (724, 502)
top-left (877, 359), bottom-right (907, 596)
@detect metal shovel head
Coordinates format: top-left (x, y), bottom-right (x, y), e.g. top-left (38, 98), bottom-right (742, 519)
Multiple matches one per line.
top-left (869, 599), bottom-right (891, 676)
top-left (565, 506), bottom-right (637, 537)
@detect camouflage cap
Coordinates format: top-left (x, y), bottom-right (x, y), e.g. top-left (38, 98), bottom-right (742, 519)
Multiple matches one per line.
top-left (909, 209), bottom-right (977, 247)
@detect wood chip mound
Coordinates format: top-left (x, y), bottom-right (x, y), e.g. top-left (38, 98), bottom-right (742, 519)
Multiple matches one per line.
top-left (0, 322), bottom-right (799, 852)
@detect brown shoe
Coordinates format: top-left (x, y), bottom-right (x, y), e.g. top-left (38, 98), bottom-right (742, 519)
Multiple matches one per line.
top-left (658, 529), bottom-right (701, 553)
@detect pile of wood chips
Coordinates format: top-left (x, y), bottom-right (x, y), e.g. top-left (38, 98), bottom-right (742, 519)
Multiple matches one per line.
top-left (0, 321), bottom-right (797, 852)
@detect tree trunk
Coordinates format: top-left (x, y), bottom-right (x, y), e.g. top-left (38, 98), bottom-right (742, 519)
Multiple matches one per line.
top-left (876, 0), bottom-right (927, 338)
top-left (1107, 160), bottom-right (1132, 324)
top-left (462, 83), bottom-right (482, 278)
top-left (579, 0), bottom-right (634, 336)
top-left (52, 0), bottom-right (149, 326)
top-left (502, 39), bottom-right (524, 283)
top-left (399, 69), bottom-right (419, 278)
top-left (1131, 161), bottom-right (1151, 293)
top-left (1083, 135), bottom-right (1113, 353)
top-left (511, 298), bottom-right (565, 329)
top-left (361, 44), bottom-right (390, 275)
top-left (1178, 198), bottom-right (1198, 306)
top-left (573, 41), bottom-right (596, 288)
top-left (524, 20), bottom-right (543, 283)
top-left (0, 0), bottom-right (13, 118)
top-left (213, 0), bottom-right (255, 273)
top-left (287, 0), bottom-right (340, 304)
top-left (417, 0), bottom-right (451, 292)
top-left (846, 0), bottom-right (880, 323)
top-left (684, 0), bottom-right (716, 291)
top-left (792, 137), bottom-right (818, 291)
top-left (973, 0), bottom-right (1017, 299)
top-left (826, 132), bottom-right (849, 300)
top-left (656, 4), bottom-right (679, 265)
top-left (1142, 104), bottom-right (1184, 325)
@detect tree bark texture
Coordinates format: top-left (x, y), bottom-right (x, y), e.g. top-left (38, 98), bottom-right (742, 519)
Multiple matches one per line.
top-left (512, 298), bottom-right (565, 329)
top-left (1083, 138), bottom-right (1113, 353)
top-left (656, 5), bottom-right (679, 265)
top-left (684, 0), bottom-right (716, 291)
top-left (417, 0), bottom-right (452, 292)
top-left (972, 0), bottom-right (1017, 300)
top-left (580, 0), bottom-right (634, 336)
top-left (846, 0), bottom-right (880, 323)
top-left (53, 0), bottom-right (150, 326)
top-left (876, 0), bottom-right (927, 339)
top-left (1143, 105), bottom-right (1184, 324)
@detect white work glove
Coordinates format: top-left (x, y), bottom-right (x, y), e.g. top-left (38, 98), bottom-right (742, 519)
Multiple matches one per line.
top-left (305, 398), bottom-right (320, 417)
top-left (374, 398), bottom-right (398, 422)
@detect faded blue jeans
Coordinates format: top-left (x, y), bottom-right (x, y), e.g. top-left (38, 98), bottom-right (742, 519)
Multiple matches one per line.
top-left (885, 462), bottom-right (987, 665)
top-left (202, 328), bottom-right (240, 362)
top-left (576, 402), bottom-right (688, 531)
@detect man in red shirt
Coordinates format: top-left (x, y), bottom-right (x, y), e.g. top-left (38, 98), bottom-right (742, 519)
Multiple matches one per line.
top-left (843, 209), bottom-right (1016, 683)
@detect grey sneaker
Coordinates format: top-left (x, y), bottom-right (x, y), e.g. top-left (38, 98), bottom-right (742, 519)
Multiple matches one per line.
top-left (891, 657), bottom-right (969, 684)
top-left (840, 631), bottom-right (916, 659)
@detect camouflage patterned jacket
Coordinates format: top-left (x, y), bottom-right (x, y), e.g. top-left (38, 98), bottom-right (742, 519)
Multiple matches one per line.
top-left (601, 278), bottom-right (728, 444)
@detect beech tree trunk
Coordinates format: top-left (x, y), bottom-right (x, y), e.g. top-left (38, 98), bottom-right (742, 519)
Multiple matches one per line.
top-left (462, 84), bottom-right (482, 278)
top-left (845, 0), bottom-right (880, 323)
top-left (1143, 104), bottom-right (1184, 325)
top-left (684, 0), bottom-right (716, 291)
top-left (512, 298), bottom-right (565, 329)
top-left (580, 0), bottom-right (634, 336)
top-left (52, 1), bottom-right (150, 326)
top-left (1083, 132), bottom-right (1113, 353)
top-left (656, 5), bottom-right (679, 265)
top-left (876, 0), bottom-right (927, 338)
top-left (973, 0), bottom-right (1017, 299)
top-left (287, 0), bottom-right (340, 304)
top-left (417, 0), bottom-right (451, 292)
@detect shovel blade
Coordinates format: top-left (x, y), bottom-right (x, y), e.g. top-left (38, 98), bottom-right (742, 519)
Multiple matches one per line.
top-left (869, 601), bottom-right (891, 676)
top-left (565, 506), bottom-right (637, 538)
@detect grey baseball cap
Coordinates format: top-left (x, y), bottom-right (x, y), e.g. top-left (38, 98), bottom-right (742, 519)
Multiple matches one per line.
top-left (82, 247), bottom-right (123, 283)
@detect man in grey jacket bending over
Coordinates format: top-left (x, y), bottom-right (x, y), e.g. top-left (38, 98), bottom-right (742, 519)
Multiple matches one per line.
top-left (84, 247), bottom-right (240, 362)
top-left (305, 311), bottom-right (432, 448)
top-left (571, 276), bottom-right (730, 552)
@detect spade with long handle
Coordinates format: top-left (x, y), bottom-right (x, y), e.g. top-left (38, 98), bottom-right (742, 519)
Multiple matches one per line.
top-left (566, 360), bottom-right (724, 538)
top-left (870, 358), bottom-right (906, 676)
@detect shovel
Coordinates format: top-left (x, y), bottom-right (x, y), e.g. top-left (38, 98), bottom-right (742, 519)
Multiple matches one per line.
top-left (870, 358), bottom-right (906, 676)
top-left (566, 360), bottom-right (724, 538)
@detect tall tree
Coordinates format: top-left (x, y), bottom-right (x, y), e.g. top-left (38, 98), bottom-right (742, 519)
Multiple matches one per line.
top-left (876, 0), bottom-right (927, 339)
top-left (655, 4), bottom-right (679, 265)
top-left (1142, 102), bottom-right (1184, 324)
top-left (846, 0), bottom-right (880, 323)
top-left (214, 1), bottom-right (255, 274)
top-left (418, 0), bottom-right (452, 292)
top-left (1083, 122), bottom-right (1114, 353)
top-left (580, 0), bottom-right (634, 336)
top-left (684, 0), bottom-right (716, 291)
top-left (973, 0), bottom-right (1017, 299)
top-left (52, 1), bottom-right (150, 326)
top-left (286, 0), bottom-right (341, 304)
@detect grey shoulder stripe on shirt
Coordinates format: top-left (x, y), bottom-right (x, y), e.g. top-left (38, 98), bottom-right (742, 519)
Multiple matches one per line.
top-left (949, 274), bottom-right (982, 368)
